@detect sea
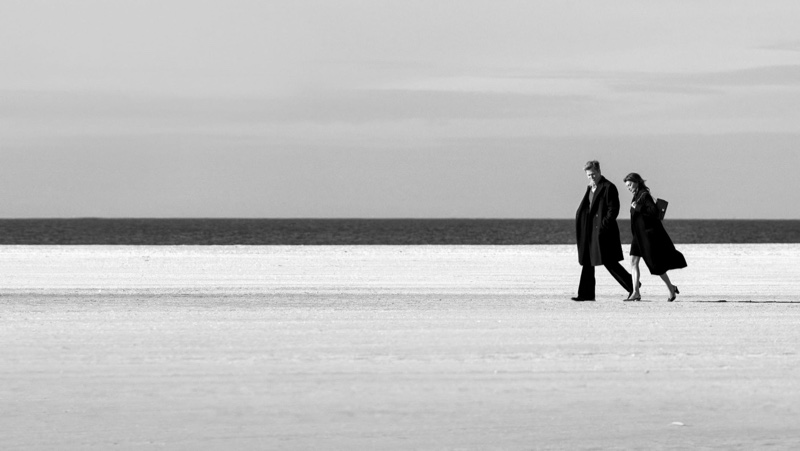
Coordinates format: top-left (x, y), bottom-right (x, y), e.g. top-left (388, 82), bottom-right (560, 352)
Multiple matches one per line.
top-left (0, 219), bottom-right (798, 245)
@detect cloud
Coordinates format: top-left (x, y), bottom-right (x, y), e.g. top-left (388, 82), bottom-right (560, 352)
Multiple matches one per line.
top-left (264, 90), bottom-right (596, 123)
top-left (684, 65), bottom-right (800, 87)
top-left (5, 62), bottom-right (800, 143)
top-left (762, 40), bottom-right (800, 52)
top-left (609, 65), bottom-right (800, 95)
top-left (1, 89), bottom-right (595, 131)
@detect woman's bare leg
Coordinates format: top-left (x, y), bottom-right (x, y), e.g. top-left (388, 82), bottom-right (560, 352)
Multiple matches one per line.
top-left (659, 272), bottom-right (678, 301)
top-left (629, 256), bottom-right (641, 299)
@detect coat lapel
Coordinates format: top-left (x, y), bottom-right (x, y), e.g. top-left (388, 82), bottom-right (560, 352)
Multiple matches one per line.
top-left (581, 186), bottom-right (591, 210)
top-left (588, 178), bottom-right (607, 214)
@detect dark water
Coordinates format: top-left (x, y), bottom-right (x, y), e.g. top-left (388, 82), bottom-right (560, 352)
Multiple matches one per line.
top-left (0, 219), bottom-right (798, 245)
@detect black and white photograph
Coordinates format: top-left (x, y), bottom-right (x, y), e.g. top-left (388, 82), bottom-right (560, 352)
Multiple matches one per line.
top-left (2, 1), bottom-right (800, 449)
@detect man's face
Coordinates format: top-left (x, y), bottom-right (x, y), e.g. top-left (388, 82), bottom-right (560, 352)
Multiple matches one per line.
top-left (585, 169), bottom-right (601, 186)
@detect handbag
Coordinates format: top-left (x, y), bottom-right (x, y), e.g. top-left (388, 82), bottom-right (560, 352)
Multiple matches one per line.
top-left (655, 198), bottom-right (668, 220)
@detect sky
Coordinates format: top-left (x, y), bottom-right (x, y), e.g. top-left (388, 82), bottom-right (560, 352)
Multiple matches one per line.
top-left (2, 0), bottom-right (800, 218)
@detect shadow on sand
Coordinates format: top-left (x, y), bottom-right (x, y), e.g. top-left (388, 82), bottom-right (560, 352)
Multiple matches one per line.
top-left (633, 300), bottom-right (800, 304)
top-left (686, 300), bottom-right (800, 304)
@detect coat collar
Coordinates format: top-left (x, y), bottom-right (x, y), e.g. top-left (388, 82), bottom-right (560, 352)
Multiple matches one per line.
top-left (586, 176), bottom-right (608, 212)
top-left (585, 176), bottom-right (609, 194)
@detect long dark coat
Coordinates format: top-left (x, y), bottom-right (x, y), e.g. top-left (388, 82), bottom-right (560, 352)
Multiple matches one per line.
top-left (629, 190), bottom-right (687, 275)
top-left (575, 177), bottom-right (625, 266)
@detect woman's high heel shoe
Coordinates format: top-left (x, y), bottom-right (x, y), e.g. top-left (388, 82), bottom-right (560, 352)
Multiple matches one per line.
top-left (625, 293), bottom-right (642, 302)
top-left (668, 286), bottom-right (679, 302)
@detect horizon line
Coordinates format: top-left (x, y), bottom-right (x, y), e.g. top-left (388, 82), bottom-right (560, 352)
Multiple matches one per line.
top-left (1, 217), bottom-right (799, 221)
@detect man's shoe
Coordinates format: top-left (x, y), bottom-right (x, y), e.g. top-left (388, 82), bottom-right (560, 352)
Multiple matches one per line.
top-left (571, 296), bottom-right (595, 302)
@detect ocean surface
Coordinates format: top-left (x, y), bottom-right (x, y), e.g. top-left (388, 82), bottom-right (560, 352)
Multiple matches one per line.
top-left (0, 219), bottom-right (798, 245)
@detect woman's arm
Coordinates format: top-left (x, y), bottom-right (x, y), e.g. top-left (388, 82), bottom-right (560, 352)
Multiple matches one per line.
top-left (633, 192), bottom-right (660, 217)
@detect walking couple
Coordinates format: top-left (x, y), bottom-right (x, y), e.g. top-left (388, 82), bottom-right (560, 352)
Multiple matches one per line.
top-left (573, 160), bottom-right (687, 302)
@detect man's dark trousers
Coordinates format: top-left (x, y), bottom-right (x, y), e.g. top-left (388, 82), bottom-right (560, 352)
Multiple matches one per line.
top-left (577, 263), bottom-right (634, 300)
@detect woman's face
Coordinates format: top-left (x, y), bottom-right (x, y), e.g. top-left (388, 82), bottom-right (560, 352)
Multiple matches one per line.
top-left (625, 180), bottom-right (638, 193)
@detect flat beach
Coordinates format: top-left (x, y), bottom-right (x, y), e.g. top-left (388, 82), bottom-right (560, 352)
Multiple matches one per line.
top-left (2, 244), bottom-right (800, 450)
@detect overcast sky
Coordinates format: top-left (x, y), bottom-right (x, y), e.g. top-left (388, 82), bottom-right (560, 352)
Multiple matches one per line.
top-left (2, 0), bottom-right (800, 218)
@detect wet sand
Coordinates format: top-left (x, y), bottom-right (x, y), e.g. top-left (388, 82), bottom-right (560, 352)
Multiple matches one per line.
top-left (2, 245), bottom-right (800, 450)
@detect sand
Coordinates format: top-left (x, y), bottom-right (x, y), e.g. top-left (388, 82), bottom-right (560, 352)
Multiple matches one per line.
top-left (2, 244), bottom-right (800, 450)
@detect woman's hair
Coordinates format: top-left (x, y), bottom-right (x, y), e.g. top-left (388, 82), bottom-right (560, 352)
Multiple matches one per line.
top-left (584, 160), bottom-right (600, 172)
top-left (623, 172), bottom-right (650, 192)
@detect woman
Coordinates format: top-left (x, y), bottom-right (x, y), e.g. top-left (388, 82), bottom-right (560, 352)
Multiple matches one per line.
top-left (623, 173), bottom-right (687, 302)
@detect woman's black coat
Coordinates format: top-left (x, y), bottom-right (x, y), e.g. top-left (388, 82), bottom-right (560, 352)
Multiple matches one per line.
top-left (629, 190), bottom-right (687, 275)
top-left (575, 177), bottom-right (625, 266)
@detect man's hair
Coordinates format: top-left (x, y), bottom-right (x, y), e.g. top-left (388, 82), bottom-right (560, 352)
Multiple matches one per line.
top-left (584, 160), bottom-right (600, 172)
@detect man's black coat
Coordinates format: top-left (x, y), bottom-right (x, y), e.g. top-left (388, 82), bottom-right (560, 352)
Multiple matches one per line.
top-left (575, 176), bottom-right (625, 266)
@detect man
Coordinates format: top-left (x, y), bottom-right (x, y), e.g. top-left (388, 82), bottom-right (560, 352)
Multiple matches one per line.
top-left (573, 160), bottom-right (634, 301)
